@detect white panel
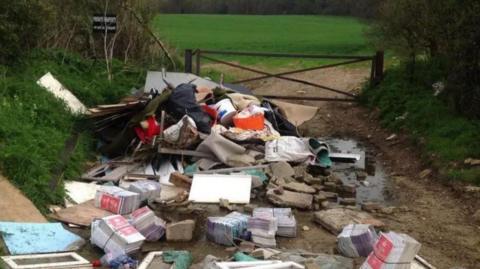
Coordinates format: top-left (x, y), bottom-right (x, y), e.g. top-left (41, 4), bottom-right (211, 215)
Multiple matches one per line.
top-left (36, 72), bottom-right (87, 115)
top-left (188, 174), bottom-right (251, 204)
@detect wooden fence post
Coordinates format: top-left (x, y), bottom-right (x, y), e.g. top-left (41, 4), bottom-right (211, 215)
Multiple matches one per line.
top-left (184, 49), bottom-right (192, 73)
top-left (195, 50), bottom-right (201, 75)
top-left (374, 51), bottom-right (384, 83)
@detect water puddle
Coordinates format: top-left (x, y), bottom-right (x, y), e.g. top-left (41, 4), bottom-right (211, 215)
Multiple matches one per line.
top-left (324, 138), bottom-right (394, 205)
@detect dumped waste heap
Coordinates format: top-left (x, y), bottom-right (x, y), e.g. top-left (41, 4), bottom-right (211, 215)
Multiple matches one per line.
top-left (0, 71), bottom-right (434, 269)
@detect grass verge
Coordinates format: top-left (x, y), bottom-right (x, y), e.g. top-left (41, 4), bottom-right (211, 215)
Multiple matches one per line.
top-left (361, 62), bottom-right (480, 185)
top-left (0, 49), bottom-right (145, 212)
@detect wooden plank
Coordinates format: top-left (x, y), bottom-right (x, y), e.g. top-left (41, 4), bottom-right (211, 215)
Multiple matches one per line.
top-left (188, 165), bottom-right (269, 175)
top-left (49, 200), bottom-right (112, 227)
top-left (81, 163), bottom-right (141, 182)
top-left (158, 148), bottom-right (215, 159)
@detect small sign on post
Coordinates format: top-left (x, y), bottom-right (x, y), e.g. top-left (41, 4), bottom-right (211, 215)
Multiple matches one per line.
top-left (92, 14), bottom-right (117, 33)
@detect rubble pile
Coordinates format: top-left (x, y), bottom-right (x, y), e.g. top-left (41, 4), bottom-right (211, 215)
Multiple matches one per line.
top-left (0, 71), bottom-right (435, 269)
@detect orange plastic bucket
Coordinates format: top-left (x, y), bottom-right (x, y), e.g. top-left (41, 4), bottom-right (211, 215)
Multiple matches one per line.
top-left (233, 114), bottom-right (265, 130)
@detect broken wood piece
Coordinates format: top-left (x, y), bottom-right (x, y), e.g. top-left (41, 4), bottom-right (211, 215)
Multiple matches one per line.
top-left (123, 173), bottom-right (160, 181)
top-left (169, 172), bottom-right (192, 189)
top-left (49, 200), bottom-right (112, 227)
top-left (190, 164), bottom-right (269, 175)
top-left (158, 148), bottom-right (216, 159)
top-left (81, 162), bottom-right (141, 182)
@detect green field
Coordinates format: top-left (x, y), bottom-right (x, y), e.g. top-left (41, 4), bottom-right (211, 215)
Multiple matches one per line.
top-left (152, 14), bottom-right (371, 67)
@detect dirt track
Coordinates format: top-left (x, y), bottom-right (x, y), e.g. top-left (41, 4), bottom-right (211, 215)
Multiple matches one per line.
top-left (243, 66), bottom-right (480, 269)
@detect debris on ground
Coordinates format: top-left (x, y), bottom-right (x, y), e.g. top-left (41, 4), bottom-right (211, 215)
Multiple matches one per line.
top-left (313, 208), bottom-right (385, 235)
top-left (0, 71), bottom-right (439, 269)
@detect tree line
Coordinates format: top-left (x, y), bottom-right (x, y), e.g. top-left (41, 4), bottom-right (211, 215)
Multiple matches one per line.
top-left (372, 0), bottom-right (480, 118)
top-left (152, 0), bottom-right (381, 18)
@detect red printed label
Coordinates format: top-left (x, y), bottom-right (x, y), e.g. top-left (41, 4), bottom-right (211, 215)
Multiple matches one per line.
top-left (117, 226), bottom-right (138, 237)
top-left (100, 194), bottom-right (121, 214)
top-left (106, 215), bottom-right (129, 229)
top-left (373, 234), bottom-right (393, 261)
top-left (131, 206), bottom-right (149, 219)
top-left (366, 252), bottom-right (384, 269)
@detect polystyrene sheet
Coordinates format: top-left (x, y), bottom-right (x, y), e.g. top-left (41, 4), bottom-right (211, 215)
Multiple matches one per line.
top-left (188, 174), bottom-right (251, 204)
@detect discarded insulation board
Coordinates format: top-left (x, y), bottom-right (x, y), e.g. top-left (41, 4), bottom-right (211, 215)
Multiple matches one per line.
top-left (188, 174), bottom-right (252, 204)
top-left (0, 222), bottom-right (85, 255)
top-left (1, 252), bottom-right (92, 269)
top-left (36, 72), bottom-right (87, 115)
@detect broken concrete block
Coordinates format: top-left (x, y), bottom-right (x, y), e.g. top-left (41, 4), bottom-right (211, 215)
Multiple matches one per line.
top-left (166, 220), bottom-right (195, 241)
top-left (251, 248), bottom-right (281, 259)
top-left (326, 174), bottom-right (342, 184)
top-left (323, 182), bottom-right (338, 192)
top-left (339, 198), bottom-right (356, 206)
top-left (341, 184), bottom-right (356, 194)
top-left (239, 241), bottom-right (256, 253)
top-left (379, 206), bottom-right (395, 215)
top-left (318, 191), bottom-right (338, 201)
top-left (314, 208), bottom-right (385, 235)
top-left (267, 189), bottom-right (313, 209)
top-left (419, 169), bottom-right (432, 179)
top-left (304, 176), bottom-right (323, 185)
top-left (243, 204), bottom-right (257, 214)
top-left (311, 184), bottom-right (325, 191)
top-left (314, 193), bottom-right (327, 203)
top-left (356, 171), bottom-right (368, 181)
top-left (361, 202), bottom-right (382, 213)
top-left (219, 198), bottom-right (233, 211)
top-left (169, 172), bottom-right (192, 189)
top-left (274, 186), bottom-right (285, 195)
top-left (281, 182), bottom-right (316, 194)
top-left (270, 161), bottom-right (295, 178)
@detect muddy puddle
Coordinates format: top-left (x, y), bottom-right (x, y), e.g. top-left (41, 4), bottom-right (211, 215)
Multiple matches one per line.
top-left (74, 137), bottom-right (393, 265)
top-left (325, 138), bottom-right (395, 205)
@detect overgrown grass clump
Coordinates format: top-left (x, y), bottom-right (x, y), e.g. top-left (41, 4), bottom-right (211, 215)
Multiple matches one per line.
top-left (361, 62), bottom-right (480, 184)
top-left (0, 50), bottom-right (145, 212)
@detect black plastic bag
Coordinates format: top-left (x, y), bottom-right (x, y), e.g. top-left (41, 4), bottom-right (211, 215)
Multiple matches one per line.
top-left (166, 83), bottom-right (212, 134)
top-left (262, 100), bottom-right (299, 137)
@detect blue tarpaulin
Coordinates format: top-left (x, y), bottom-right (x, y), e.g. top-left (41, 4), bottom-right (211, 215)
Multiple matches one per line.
top-left (0, 222), bottom-right (85, 255)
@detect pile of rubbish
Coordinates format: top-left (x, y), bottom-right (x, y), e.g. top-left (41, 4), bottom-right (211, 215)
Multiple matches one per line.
top-left (0, 71), bottom-right (436, 269)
